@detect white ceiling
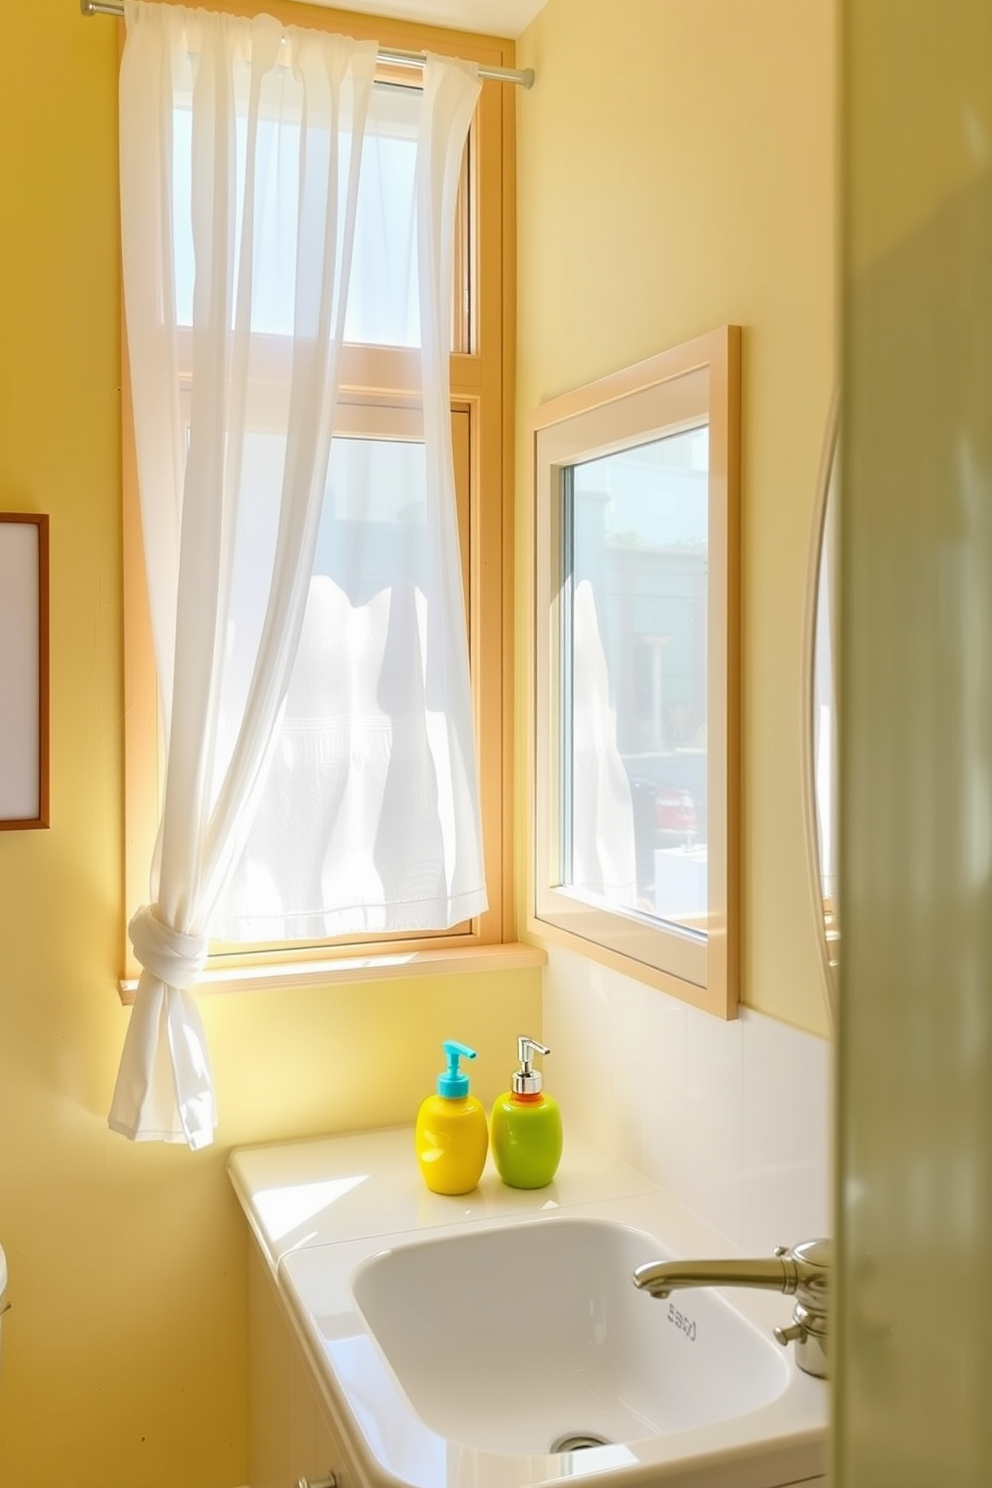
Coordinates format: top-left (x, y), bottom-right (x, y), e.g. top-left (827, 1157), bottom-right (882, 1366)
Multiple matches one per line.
top-left (309, 0), bottom-right (546, 40)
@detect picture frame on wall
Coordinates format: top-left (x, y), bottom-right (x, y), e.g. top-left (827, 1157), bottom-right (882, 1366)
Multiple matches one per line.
top-left (0, 513), bottom-right (50, 830)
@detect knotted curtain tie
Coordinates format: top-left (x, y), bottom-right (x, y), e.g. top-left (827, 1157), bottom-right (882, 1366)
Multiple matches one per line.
top-left (128, 904), bottom-right (209, 991)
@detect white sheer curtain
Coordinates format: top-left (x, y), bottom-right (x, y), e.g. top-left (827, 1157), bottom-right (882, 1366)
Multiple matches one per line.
top-left (112, 3), bottom-right (484, 1148)
top-left (211, 55), bottom-right (487, 941)
top-left (569, 579), bottom-right (638, 906)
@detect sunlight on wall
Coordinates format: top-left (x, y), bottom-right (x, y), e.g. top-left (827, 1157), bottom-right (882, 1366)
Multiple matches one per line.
top-left (515, 0), bottom-right (837, 1034)
top-left (0, 0), bottom-right (834, 1483)
top-left (0, 12), bottom-right (538, 1488)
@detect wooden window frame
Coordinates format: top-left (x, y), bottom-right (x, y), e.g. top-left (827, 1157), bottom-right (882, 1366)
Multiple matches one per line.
top-left (121, 5), bottom-right (518, 992)
top-left (528, 327), bottom-right (741, 1019)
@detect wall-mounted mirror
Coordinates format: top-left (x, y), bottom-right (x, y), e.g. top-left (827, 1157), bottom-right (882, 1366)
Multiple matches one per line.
top-left (803, 396), bottom-right (840, 1026)
top-left (531, 327), bottom-right (741, 1020)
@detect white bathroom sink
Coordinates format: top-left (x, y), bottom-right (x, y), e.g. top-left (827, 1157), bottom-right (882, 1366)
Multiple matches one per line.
top-left (350, 1215), bottom-right (788, 1455)
top-left (231, 1126), bottom-right (827, 1488)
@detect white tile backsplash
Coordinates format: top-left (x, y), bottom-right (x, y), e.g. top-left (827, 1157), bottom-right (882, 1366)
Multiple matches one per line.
top-left (684, 1008), bottom-right (744, 1240)
top-left (543, 945), bottom-right (833, 1251)
top-left (740, 1009), bottom-right (833, 1252)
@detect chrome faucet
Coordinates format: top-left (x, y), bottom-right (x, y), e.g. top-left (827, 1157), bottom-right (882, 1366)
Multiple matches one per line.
top-left (632, 1238), bottom-right (831, 1379)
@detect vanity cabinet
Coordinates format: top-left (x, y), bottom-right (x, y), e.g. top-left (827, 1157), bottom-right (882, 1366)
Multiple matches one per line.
top-left (248, 1240), bottom-right (350, 1488)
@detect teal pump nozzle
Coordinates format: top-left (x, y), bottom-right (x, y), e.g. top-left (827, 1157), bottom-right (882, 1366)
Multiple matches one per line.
top-left (437, 1039), bottom-right (477, 1098)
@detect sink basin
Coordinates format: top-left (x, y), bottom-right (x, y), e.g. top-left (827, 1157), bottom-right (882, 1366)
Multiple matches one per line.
top-left (350, 1216), bottom-right (789, 1456)
top-left (234, 1126), bottom-right (827, 1488)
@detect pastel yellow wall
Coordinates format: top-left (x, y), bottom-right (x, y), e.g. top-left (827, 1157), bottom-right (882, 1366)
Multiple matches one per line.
top-left (0, 0), bottom-right (834, 1480)
top-left (515, 0), bottom-right (837, 1034)
top-left (0, 9), bottom-right (538, 1487)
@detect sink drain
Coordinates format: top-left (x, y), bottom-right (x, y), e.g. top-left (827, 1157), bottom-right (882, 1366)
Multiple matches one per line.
top-left (550, 1432), bottom-right (613, 1453)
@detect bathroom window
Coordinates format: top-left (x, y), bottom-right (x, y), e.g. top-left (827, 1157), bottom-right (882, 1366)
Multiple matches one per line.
top-left (121, 17), bottom-right (515, 994)
top-left (530, 328), bottom-right (741, 1017)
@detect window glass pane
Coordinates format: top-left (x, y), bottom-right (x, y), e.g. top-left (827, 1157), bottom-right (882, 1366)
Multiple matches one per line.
top-left (214, 435), bottom-right (436, 936)
top-left (562, 425), bottom-right (709, 931)
top-left (316, 435), bottom-right (428, 599)
top-left (345, 84), bottom-right (420, 347)
top-left (173, 80), bottom-right (423, 346)
top-left (217, 433), bottom-right (428, 735)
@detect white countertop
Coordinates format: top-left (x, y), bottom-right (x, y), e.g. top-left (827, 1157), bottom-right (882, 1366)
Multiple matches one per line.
top-left (229, 1123), bottom-right (662, 1269)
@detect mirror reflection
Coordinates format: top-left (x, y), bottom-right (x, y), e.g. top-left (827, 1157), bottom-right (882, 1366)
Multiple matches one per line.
top-left (563, 426), bottom-right (709, 932)
top-left (808, 407), bottom-right (840, 1008)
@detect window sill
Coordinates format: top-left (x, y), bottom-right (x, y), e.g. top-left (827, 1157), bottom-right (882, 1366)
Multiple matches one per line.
top-left (117, 941), bottom-right (547, 1005)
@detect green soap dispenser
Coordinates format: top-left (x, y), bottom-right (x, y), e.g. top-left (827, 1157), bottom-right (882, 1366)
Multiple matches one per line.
top-left (490, 1036), bottom-right (563, 1189)
top-left (415, 1040), bottom-right (489, 1195)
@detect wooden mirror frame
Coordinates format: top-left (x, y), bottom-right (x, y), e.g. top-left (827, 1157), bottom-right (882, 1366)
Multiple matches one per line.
top-left (0, 512), bottom-right (50, 831)
top-left (528, 327), bottom-right (741, 1019)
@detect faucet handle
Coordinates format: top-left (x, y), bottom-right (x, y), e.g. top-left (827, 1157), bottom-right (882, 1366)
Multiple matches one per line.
top-left (775, 1297), bottom-right (828, 1378)
top-left (774, 1320), bottom-right (808, 1346)
top-left (771, 1242), bottom-right (830, 1378)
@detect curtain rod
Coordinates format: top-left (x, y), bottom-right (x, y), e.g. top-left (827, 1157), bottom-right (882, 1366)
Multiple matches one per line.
top-left (80, 0), bottom-right (535, 87)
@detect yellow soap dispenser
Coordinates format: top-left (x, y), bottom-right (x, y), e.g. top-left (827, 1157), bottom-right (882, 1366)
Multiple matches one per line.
top-left (415, 1040), bottom-right (489, 1195)
top-left (490, 1036), bottom-right (563, 1189)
